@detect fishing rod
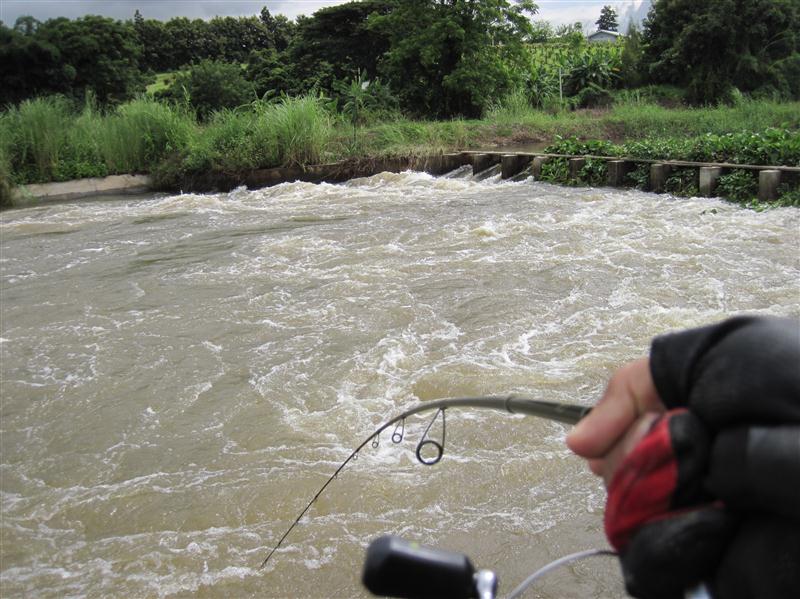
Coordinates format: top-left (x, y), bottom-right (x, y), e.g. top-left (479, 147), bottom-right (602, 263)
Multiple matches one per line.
top-left (260, 395), bottom-right (591, 569)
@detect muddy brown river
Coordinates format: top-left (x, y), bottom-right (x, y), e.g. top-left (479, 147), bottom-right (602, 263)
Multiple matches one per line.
top-left (1, 170), bottom-right (798, 598)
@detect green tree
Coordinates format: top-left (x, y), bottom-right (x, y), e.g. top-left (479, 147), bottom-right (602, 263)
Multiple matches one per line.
top-left (259, 8), bottom-right (296, 52)
top-left (372, 0), bottom-right (539, 118)
top-left (596, 5), bottom-right (619, 32)
top-left (0, 21), bottom-right (62, 104)
top-left (643, 0), bottom-right (799, 104)
top-left (285, 0), bottom-right (393, 95)
top-left (36, 15), bottom-right (144, 104)
top-left (529, 20), bottom-right (555, 43)
top-left (133, 10), bottom-right (170, 72)
top-left (158, 60), bottom-right (254, 120)
top-left (619, 23), bottom-right (644, 88)
top-left (246, 48), bottom-right (293, 98)
top-left (13, 15), bottom-right (42, 35)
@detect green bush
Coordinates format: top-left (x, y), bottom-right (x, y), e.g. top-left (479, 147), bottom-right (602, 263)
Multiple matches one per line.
top-left (716, 169), bottom-right (759, 203)
top-left (265, 94), bottom-right (332, 166)
top-left (578, 158), bottom-right (608, 186)
top-left (664, 168), bottom-right (698, 197)
top-left (625, 163), bottom-right (650, 190)
top-left (484, 89), bottom-right (535, 122)
top-left (539, 158), bottom-right (569, 183)
top-left (158, 60), bottom-right (255, 121)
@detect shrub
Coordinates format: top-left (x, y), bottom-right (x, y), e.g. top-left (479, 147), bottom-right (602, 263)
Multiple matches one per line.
top-left (716, 169), bottom-right (758, 203)
top-left (484, 89), bottom-right (534, 122)
top-left (539, 158), bottom-right (569, 183)
top-left (664, 168), bottom-right (698, 197)
top-left (265, 94), bottom-right (332, 166)
top-left (158, 60), bottom-right (255, 121)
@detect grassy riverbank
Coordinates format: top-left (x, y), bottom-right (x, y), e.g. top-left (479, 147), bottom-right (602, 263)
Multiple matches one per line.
top-left (2, 95), bottom-right (799, 208)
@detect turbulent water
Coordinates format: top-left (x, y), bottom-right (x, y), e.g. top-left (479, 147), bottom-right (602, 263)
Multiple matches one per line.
top-left (1, 170), bottom-right (798, 598)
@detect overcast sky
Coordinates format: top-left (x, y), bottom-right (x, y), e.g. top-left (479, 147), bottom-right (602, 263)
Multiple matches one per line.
top-left (1, 0), bottom-right (647, 30)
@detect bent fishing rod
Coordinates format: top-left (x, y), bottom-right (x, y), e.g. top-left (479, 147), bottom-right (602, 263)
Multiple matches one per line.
top-left (260, 395), bottom-right (591, 569)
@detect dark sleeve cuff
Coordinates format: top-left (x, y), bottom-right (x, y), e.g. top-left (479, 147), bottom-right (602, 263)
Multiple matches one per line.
top-left (649, 316), bottom-right (800, 429)
top-left (649, 316), bottom-right (760, 409)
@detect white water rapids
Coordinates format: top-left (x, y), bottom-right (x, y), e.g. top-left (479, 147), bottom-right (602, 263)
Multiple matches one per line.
top-left (1, 170), bottom-right (798, 598)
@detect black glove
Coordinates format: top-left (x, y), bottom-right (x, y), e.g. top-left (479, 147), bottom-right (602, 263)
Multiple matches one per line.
top-left (605, 316), bottom-right (800, 599)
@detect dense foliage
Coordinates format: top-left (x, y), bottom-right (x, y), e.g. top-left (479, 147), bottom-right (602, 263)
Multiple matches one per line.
top-left (370, 0), bottom-right (539, 118)
top-left (156, 60), bottom-right (255, 120)
top-left (3, 0), bottom-right (799, 113)
top-left (642, 0), bottom-right (800, 104)
top-left (1, 16), bottom-right (144, 105)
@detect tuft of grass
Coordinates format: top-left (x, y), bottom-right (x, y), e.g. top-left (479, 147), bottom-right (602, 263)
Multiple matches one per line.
top-left (0, 111), bottom-right (14, 207)
top-left (98, 97), bottom-right (196, 173)
top-left (265, 95), bottom-right (332, 166)
top-left (4, 96), bottom-right (73, 183)
top-left (164, 94), bottom-right (333, 186)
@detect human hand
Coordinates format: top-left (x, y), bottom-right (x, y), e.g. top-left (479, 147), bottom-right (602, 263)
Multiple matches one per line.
top-left (566, 357), bottom-right (665, 486)
top-left (567, 317), bottom-right (800, 599)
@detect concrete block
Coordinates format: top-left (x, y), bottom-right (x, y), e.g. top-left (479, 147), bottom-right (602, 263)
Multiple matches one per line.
top-left (568, 158), bottom-right (586, 181)
top-left (94, 174), bottom-right (152, 194)
top-left (469, 153), bottom-right (500, 174)
top-left (606, 160), bottom-right (631, 187)
top-left (501, 154), bottom-right (532, 179)
top-left (532, 156), bottom-right (549, 179)
top-left (650, 163), bottom-right (672, 193)
top-left (698, 167), bottom-right (723, 197)
top-left (758, 169), bottom-right (782, 202)
top-left (441, 153), bottom-right (466, 174)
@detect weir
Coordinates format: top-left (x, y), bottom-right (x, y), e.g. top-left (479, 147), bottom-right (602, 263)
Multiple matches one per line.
top-left (9, 151), bottom-right (799, 206)
top-left (456, 151), bottom-right (799, 201)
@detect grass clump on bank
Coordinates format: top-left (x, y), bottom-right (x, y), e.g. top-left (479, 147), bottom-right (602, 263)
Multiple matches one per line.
top-left (154, 95), bottom-right (333, 188)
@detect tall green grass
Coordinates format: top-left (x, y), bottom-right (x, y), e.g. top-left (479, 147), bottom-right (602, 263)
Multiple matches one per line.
top-left (2, 92), bottom-right (799, 201)
top-left (4, 96), bottom-right (73, 182)
top-left (180, 94), bottom-right (332, 174)
top-left (605, 99), bottom-right (800, 139)
top-left (0, 110), bottom-right (13, 206)
top-left (265, 95), bottom-right (332, 166)
top-left (98, 98), bottom-right (196, 173)
top-left (2, 95), bottom-right (197, 186)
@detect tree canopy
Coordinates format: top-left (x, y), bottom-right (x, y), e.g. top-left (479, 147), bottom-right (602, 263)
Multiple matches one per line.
top-left (596, 5), bottom-right (618, 32)
top-left (2, 0), bottom-right (798, 115)
top-left (371, 0), bottom-right (539, 118)
top-left (1, 15), bottom-right (143, 105)
top-left (643, 0), bottom-right (800, 104)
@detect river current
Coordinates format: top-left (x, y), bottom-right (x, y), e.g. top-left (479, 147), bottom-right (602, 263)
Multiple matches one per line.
top-left (1, 170), bottom-right (798, 598)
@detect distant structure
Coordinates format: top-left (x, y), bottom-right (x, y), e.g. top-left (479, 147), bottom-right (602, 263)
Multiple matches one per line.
top-left (587, 30), bottom-right (622, 43)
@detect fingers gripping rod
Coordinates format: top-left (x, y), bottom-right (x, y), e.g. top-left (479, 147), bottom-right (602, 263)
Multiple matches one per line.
top-left (260, 396), bottom-right (591, 569)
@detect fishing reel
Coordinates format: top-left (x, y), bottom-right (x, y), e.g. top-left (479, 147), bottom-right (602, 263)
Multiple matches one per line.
top-left (361, 535), bottom-right (710, 599)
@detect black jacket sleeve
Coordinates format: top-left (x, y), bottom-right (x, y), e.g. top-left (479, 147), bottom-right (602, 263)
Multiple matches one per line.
top-left (649, 315), bottom-right (800, 429)
top-left (649, 315), bottom-right (800, 521)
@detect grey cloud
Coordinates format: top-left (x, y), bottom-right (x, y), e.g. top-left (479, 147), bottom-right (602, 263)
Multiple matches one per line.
top-left (0, 1), bottom-right (337, 25)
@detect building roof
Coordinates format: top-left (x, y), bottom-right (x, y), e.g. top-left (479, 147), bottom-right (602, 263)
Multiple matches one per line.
top-left (588, 30), bottom-right (622, 40)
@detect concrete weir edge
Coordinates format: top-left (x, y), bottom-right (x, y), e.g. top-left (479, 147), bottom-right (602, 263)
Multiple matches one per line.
top-left (9, 152), bottom-right (799, 206)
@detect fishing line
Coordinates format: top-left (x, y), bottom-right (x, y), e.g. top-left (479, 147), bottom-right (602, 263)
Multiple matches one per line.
top-left (506, 548), bottom-right (617, 599)
top-left (260, 395), bottom-right (591, 569)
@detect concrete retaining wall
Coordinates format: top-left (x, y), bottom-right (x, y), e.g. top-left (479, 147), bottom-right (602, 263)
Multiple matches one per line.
top-left (12, 174), bottom-right (152, 205)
